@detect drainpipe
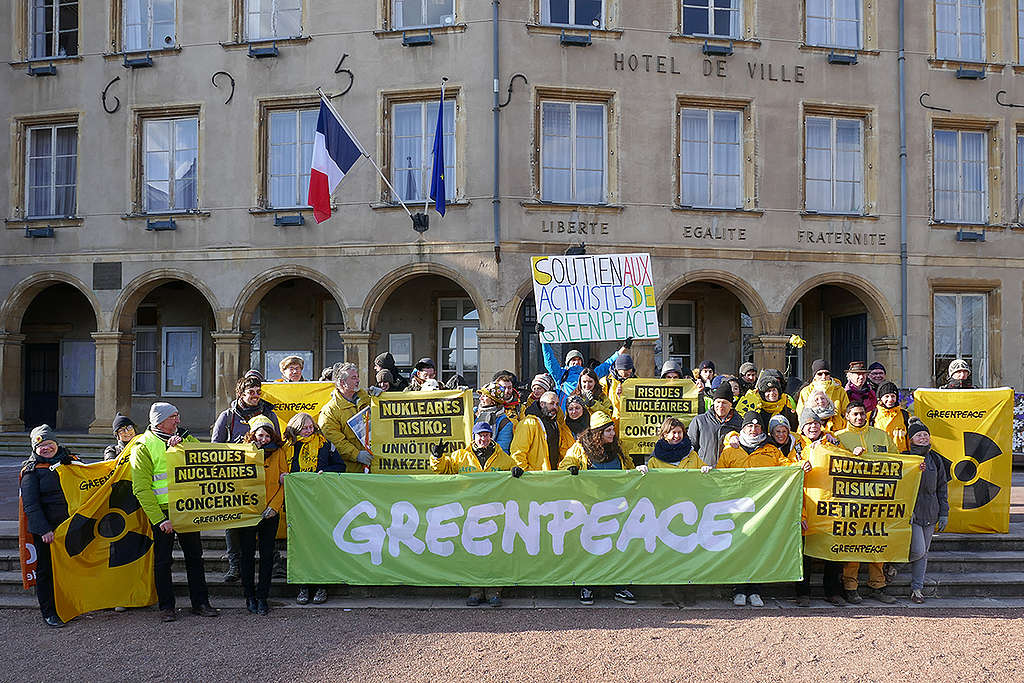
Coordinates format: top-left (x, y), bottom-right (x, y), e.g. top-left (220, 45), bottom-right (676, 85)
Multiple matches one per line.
top-left (491, 0), bottom-right (502, 263)
top-left (897, 0), bottom-right (909, 387)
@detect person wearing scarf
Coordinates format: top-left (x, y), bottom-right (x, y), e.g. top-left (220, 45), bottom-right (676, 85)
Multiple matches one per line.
top-left (870, 382), bottom-right (909, 452)
top-left (19, 425), bottom-right (77, 628)
top-left (237, 415), bottom-right (285, 616)
top-left (600, 353), bottom-right (636, 421)
top-left (844, 361), bottom-right (877, 413)
top-left (571, 368), bottom-right (615, 418)
top-left (476, 383), bottom-right (516, 452)
top-left (796, 359), bottom-right (849, 416)
top-left (905, 419), bottom-right (950, 604)
top-left (648, 417), bottom-right (707, 470)
top-left (510, 391), bottom-right (573, 471)
top-left (805, 389), bottom-right (847, 434)
top-left (104, 412), bottom-right (137, 460)
top-left (767, 414), bottom-right (799, 463)
top-left (564, 395), bottom-right (591, 440)
top-left (736, 374), bottom-right (798, 430)
top-left (519, 373), bottom-right (556, 420)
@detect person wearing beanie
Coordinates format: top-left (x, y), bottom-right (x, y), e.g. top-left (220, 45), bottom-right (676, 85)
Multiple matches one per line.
top-left (736, 373), bottom-right (799, 431)
top-left (373, 352), bottom-right (409, 391)
top-left (278, 355), bottom-right (306, 382)
top-left (660, 359), bottom-right (684, 379)
top-left (559, 410), bottom-right (644, 607)
top-left (404, 357), bottom-right (437, 391)
top-left (737, 362), bottom-right (758, 393)
top-left (796, 359), bottom-right (849, 417)
top-left (20, 425), bottom-right (78, 628)
top-left (563, 395), bottom-right (591, 440)
top-left (870, 381), bottom-right (909, 453)
top-left (375, 369), bottom-right (395, 392)
top-left (520, 373), bottom-right (557, 418)
top-left (693, 360), bottom-right (717, 412)
top-left (867, 362), bottom-right (887, 391)
top-left (537, 322), bottom-right (628, 405)
top-left (844, 361), bottom-right (877, 413)
top-left (476, 383), bottom-right (517, 453)
top-left (600, 352), bottom-right (636, 421)
top-left (941, 358), bottom-right (973, 389)
top-left (129, 403), bottom-right (215, 622)
top-left (510, 391), bottom-right (575, 471)
top-left (648, 417), bottom-right (708, 470)
top-left (687, 383), bottom-right (742, 467)
top-left (104, 412), bottom-right (138, 460)
top-left (766, 413), bottom-right (799, 462)
top-left (903, 419), bottom-right (949, 603)
top-left (569, 368), bottom-right (615, 419)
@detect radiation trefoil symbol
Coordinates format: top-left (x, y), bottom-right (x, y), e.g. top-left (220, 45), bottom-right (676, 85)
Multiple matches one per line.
top-left (64, 480), bottom-right (153, 567)
top-left (937, 431), bottom-right (1002, 510)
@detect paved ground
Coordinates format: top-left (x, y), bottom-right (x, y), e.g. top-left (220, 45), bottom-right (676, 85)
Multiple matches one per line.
top-left (3, 605), bottom-right (1022, 682)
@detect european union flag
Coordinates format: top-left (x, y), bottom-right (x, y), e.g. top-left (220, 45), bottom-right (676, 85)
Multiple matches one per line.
top-left (429, 91), bottom-right (446, 217)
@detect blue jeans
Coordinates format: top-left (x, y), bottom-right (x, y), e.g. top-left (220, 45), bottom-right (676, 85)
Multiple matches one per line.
top-left (909, 523), bottom-right (935, 591)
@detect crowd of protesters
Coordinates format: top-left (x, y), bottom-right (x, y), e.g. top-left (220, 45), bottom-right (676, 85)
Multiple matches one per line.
top-left (21, 342), bottom-right (960, 625)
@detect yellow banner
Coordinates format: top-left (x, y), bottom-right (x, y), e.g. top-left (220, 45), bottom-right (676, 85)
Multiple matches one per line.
top-left (51, 454), bottom-right (157, 621)
top-left (370, 389), bottom-right (474, 474)
top-left (166, 442), bottom-right (266, 532)
top-left (913, 387), bottom-right (1014, 533)
top-left (261, 381), bottom-right (335, 427)
top-left (617, 378), bottom-right (699, 458)
top-left (803, 441), bottom-right (922, 562)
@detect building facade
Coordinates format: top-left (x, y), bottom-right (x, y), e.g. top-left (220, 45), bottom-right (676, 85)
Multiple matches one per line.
top-left (1, 0), bottom-right (1021, 433)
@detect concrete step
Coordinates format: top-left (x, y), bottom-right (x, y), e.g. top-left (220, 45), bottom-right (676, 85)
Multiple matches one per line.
top-left (0, 547), bottom-right (286, 573)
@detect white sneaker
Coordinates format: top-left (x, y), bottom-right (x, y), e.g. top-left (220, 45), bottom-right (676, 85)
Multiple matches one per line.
top-left (749, 593), bottom-right (764, 607)
top-left (733, 593), bottom-right (746, 606)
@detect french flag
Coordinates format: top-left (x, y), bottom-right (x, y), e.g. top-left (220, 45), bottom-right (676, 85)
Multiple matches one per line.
top-left (308, 99), bottom-right (365, 224)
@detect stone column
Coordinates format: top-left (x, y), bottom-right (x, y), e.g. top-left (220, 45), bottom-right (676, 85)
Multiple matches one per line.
top-left (476, 330), bottom-right (520, 385)
top-left (211, 331), bottom-right (252, 414)
top-left (751, 335), bottom-right (793, 375)
top-left (339, 331), bottom-right (379, 386)
top-left (89, 332), bottom-right (134, 435)
top-left (0, 333), bottom-right (26, 432)
top-left (631, 339), bottom-right (656, 378)
top-left (870, 336), bottom-right (901, 385)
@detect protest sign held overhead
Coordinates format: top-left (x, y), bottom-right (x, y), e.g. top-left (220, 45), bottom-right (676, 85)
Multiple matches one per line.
top-left (618, 378), bottom-right (700, 459)
top-left (802, 441), bottom-right (922, 562)
top-left (532, 253), bottom-right (658, 343)
top-left (914, 387), bottom-right (1014, 533)
top-left (261, 381), bottom-right (334, 427)
top-left (166, 443), bottom-right (266, 533)
top-left (370, 389), bottom-right (474, 474)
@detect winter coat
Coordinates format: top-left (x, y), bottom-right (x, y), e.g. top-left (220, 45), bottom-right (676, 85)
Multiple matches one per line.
top-left (599, 373), bottom-right (627, 420)
top-left (510, 405), bottom-right (575, 471)
top-left (558, 442), bottom-right (634, 471)
top-left (103, 440), bottom-right (129, 461)
top-left (263, 444), bottom-right (288, 514)
top-left (795, 379), bottom-right (850, 417)
top-left (648, 450), bottom-right (706, 469)
top-left (212, 399), bottom-right (280, 444)
top-left (717, 442), bottom-right (791, 469)
top-left (375, 352), bottom-right (410, 391)
top-left (475, 405), bottom-right (515, 454)
top-left (541, 343), bottom-right (617, 399)
top-left (686, 409), bottom-right (743, 467)
top-left (911, 448), bottom-right (950, 526)
top-left (286, 433), bottom-right (343, 474)
top-left (431, 443), bottom-right (521, 473)
top-left (19, 449), bottom-right (74, 536)
top-left (317, 388), bottom-right (372, 472)
top-left (845, 382), bottom-right (877, 413)
top-left (836, 423), bottom-right (897, 457)
top-left (870, 405), bottom-right (910, 453)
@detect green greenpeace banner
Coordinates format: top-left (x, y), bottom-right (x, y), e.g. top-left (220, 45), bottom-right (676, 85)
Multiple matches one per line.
top-left (284, 467), bottom-right (803, 586)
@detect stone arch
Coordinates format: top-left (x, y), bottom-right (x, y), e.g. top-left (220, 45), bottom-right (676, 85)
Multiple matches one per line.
top-left (360, 262), bottom-right (492, 330)
top-left (503, 278), bottom-right (538, 331)
top-left (111, 269), bottom-right (222, 333)
top-left (658, 269), bottom-right (772, 334)
top-left (0, 271), bottom-right (102, 333)
top-left (778, 272), bottom-right (898, 339)
top-left (232, 265), bottom-right (352, 331)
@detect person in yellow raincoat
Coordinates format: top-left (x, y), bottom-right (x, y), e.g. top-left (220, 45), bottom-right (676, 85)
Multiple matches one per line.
top-left (795, 359), bottom-right (849, 417)
top-left (599, 354), bottom-right (636, 421)
top-left (510, 391), bottom-right (575, 471)
top-left (647, 417), bottom-right (709, 470)
top-left (869, 381), bottom-right (909, 453)
top-left (317, 362), bottom-right (372, 473)
top-left (238, 415), bottom-right (286, 616)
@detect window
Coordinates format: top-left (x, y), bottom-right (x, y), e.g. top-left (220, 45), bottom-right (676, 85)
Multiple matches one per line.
top-left (657, 302), bottom-right (695, 372)
top-left (264, 350), bottom-right (312, 380)
top-left (133, 327), bottom-right (158, 395)
top-left (438, 298), bottom-right (478, 388)
top-left (143, 117), bottom-right (198, 213)
top-left (60, 340), bottom-right (95, 396)
top-left (162, 327), bottom-right (201, 397)
top-left (806, 0), bottom-right (861, 49)
top-left (323, 300), bottom-right (346, 370)
top-left (29, 0), bottom-right (78, 58)
top-left (682, 0), bottom-right (741, 38)
top-left (391, 99), bottom-right (455, 204)
top-left (935, 0), bottom-right (984, 61)
top-left (268, 109), bottom-right (317, 208)
top-left (246, 0), bottom-right (301, 40)
top-left (933, 129), bottom-right (987, 223)
top-left (393, 0), bottom-right (455, 28)
top-left (1019, 0), bottom-right (1024, 63)
top-left (680, 108), bottom-right (742, 209)
top-left (805, 116), bottom-right (864, 214)
top-left (541, 101), bottom-right (606, 204)
top-left (933, 293), bottom-right (986, 386)
top-left (25, 124), bottom-right (77, 218)
top-left (123, 0), bottom-right (175, 52)
top-left (542, 0), bottom-right (603, 28)
top-left (1017, 133), bottom-right (1024, 223)
top-left (249, 306), bottom-right (262, 370)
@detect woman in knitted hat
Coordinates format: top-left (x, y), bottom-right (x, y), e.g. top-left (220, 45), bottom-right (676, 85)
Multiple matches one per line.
top-left (104, 412), bottom-right (138, 460)
top-left (570, 368), bottom-right (614, 418)
top-left (20, 425), bottom-right (78, 628)
top-left (563, 395), bottom-right (590, 440)
top-left (941, 358), bottom-right (973, 389)
top-left (475, 383), bottom-right (516, 453)
top-left (559, 411), bottom-right (644, 606)
top-left (904, 419), bottom-right (949, 603)
top-left (870, 382), bottom-right (909, 453)
top-left (520, 373), bottom-right (557, 419)
top-left (735, 374), bottom-right (798, 431)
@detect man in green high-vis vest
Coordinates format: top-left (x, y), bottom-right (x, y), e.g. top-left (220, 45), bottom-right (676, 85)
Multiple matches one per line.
top-left (130, 402), bottom-right (219, 623)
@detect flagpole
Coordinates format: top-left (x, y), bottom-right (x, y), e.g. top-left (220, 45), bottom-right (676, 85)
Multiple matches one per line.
top-left (427, 77), bottom-right (448, 214)
top-left (316, 88), bottom-right (413, 218)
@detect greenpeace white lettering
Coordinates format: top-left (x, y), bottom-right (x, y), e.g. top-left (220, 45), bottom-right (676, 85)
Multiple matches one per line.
top-left (332, 496), bottom-right (756, 565)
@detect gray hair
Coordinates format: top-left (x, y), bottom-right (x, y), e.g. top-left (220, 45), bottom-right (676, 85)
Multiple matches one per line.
top-left (333, 362), bottom-right (358, 383)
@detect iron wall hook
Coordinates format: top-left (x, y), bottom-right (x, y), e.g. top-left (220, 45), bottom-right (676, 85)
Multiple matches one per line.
top-left (328, 53), bottom-right (354, 99)
top-left (212, 71), bottom-right (235, 104)
top-left (498, 73), bottom-right (528, 109)
top-left (101, 76), bottom-right (121, 114)
top-left (919, 92), bottom-right (951, 113)
top-left (995, 90), bottom-right (1024, 109)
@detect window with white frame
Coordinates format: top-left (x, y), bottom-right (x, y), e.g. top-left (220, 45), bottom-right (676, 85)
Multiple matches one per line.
top-left (542, 0), bottom-right (604, 28)
top-left (805, 116), bottom-right (864, 214)
top-left (933, 129), bottom-right (987, 224)
top-left (1019, 0), bottom-right (1024, 64)
top-left (438, 298), bottom-right (478, 388)
top-left (25, 124), bottom-right (77, 218)
top-left (124, 0), bottom-right (175, 52)
top-left (143, 117), bottom-right (198, 213)
top-left (806, 0), bottom-right (861, 49)
top-left (133, 326), bottom-right (159, 395)
top-left (323, 300), bottom-right (346, 370)
top-left (935, 0), bottom-right (984, 61)
top-left (682, 0), bottom-right (741, 38)
top-left (29, 0), bottom-right (78, 58)
top-left (162, 327), bottom-right (202, 397)
top-left (249, 306), bottom-right (262, 371)
top-left (391, 99), bottom-right (455, 203)
top-left (268, 109), bottom-right (317, 208)
top-left (1017, 133), bottom-right (1024, 223)
top-left (541, 101), bottom-right (606, 204)
top-left (393, 0), bottom-right (455, 28)
top-left (658, 301), bottom-right (696, 372)
top-left (246, 0), bottom-right (301, 40)
top-left (933, 293), bottom-right (987, 386)
top-left (680, 108), bottom-right (742, 209)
